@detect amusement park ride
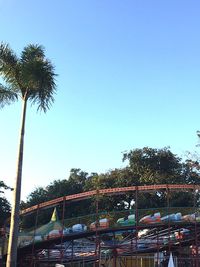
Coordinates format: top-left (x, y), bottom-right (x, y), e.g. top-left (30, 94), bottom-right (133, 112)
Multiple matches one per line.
top-left (1, 184), bottom-right (200, 267)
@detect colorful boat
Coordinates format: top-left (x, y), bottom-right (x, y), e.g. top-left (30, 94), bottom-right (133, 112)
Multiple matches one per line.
top-left (139, 212), bottom-right (161, 224)
top-left (117, 214), bottom-right (136, 226)
top-left (161, 213), bottom-right (182, 223)
top-left (72, 224), bottom-right (87, 232)
top-left (90, 218), bottom-right (109, 230)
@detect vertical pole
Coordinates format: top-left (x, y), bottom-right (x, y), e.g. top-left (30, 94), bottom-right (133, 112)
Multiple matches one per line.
top-left (135, 187), bottom-right (138, 267)
top-left (157, 229), bottom-right (159, 267)
top-left (71, 240), bottom-right (74, 267)
top-left (95, 188), bottom-right (100, 261)
top-left (31, 205), bottom-right (39, 267)
top-left (194, 187), bottom-right (199, 267)
top-left (167, 185), bottom-right (171, 255)
top-left (60, 197), bottom-right (66, 263)
top-left (178, 227), bottom-right (182, 266)
top-left (130, 195), bottom-right (134, 267)
top-left (113, 248), bottom-right (117, 267)
top-left (47, 250), bottom-right (49, 267)
top-left (99, 239), bottom-right (102, 267)
top-left (130, 230), bottom-right (133, 267)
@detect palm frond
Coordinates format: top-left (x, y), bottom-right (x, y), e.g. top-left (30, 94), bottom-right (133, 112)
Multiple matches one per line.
top-left (30, 59), bottom-right (57, 112)
top-left (21, 44), bottom-right (45, 62)
top-left (0, 43), bottom-right (20, 87)
top-left (0, 85), bottom-right (18, 108)
top-left (0, 43), bottom-right (57, 111)
top-left (20, 46), bottom-right (57, 112)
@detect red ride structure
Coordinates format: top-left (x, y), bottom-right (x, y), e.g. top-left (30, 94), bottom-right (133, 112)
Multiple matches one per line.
top-left (1, 184), bottom-right (200, 267)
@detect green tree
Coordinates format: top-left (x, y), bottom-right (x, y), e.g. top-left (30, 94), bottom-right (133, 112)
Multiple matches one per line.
top-left (123, 147), bottom-right (184, 185)
top-left (0, 43), bottom-right (56, 267)
top-left (122, 147), bottom-right (197, 208)
top-left (183, 151), bottom-right (200, 184)
top-left (0, 181), bottom-right (12, 226)
top-left (20, 169), bottom-right (95, 228)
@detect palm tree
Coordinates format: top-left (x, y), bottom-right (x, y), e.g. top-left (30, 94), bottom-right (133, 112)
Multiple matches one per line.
top-left (0, 43), bottom-right (57, 267)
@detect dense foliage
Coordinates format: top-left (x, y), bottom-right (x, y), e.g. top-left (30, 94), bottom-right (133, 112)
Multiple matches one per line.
top-left (0, 181), bottom-right (12, 226)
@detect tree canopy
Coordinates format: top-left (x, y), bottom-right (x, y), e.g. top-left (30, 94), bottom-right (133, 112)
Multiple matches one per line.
top-left (0, 43), bottom-right (56, 110)
top-left (0, 181), bottom-right (12, 226)
top-left (20, 147), bottom-right (200, 229)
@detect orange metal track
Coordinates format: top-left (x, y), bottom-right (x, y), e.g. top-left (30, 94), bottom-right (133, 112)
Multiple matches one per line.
top-left (21, 184), bottom-right (198, 215)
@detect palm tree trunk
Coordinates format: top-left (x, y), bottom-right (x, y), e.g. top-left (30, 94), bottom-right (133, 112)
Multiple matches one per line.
top-left (6, 99), bottom-right (27, 267)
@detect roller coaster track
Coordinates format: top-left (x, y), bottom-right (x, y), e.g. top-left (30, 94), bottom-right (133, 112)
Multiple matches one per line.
top-left (18, 222), bottom-right (200, 253)
top-left (16, 221), bottom-right (200, 265)
top-left (21, 184), bottom-right (198, 215)
top-left (16, 184), bottom-right (200, 253)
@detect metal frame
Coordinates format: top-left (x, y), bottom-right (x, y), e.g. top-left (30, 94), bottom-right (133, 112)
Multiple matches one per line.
top-left (2, 184), bottom-right (200, 266)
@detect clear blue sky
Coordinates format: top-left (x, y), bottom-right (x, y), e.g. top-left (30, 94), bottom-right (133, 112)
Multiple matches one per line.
top-left (0, 0), bottom-right (200, 201)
